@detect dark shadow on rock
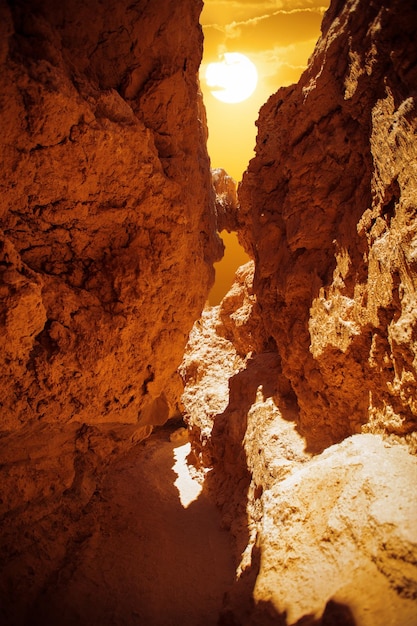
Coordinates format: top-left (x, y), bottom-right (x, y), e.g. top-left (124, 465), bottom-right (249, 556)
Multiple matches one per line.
top-left (320, 600), bottom-right (357, 626)
top-left (218, 597), bottom-right (357, 626)
top-left (19, 429), bottom-right (236, 626)
top-left (219, 599), bottom-right (286, 626)
top-left (217, 545), bottom-right (263, 626)
top-left (294, 600), bottom-right (357, 626)
top-left (203, 349), bottom-right (360, 626)
top-left (203, 351), bottom-right (300, 624)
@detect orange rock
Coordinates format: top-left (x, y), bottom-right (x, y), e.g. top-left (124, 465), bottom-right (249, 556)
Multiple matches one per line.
top-left (0, 0), bottom-right (221, 430)
top-left (0, 1), bottom-right (221, 621)
top-left (211, 168), bottom-right (239, 233)
top-left (239, 0), bottom-right (417, 452)
top-left (181, 0), bottom-right (417, 623)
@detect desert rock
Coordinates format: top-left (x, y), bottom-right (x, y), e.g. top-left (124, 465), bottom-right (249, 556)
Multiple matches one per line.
top-left (181, 0), bottom-right (417, 623)
top-left (0, 0), bottom-right (221, 432)
top-left (239, 0), bottom-right (417, 452)
top-left (0, 0), bottom-right (221, 621)
top-left (2, 0), bottom-right (417, 624)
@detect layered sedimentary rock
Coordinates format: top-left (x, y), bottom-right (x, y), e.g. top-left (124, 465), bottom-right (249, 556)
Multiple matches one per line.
top-left (0, 0), bottom-right (220, 622)
top-left (181, 0), bottom-right (417, 623)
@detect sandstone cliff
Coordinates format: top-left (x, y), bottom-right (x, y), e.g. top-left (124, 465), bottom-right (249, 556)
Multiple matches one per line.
top-left (0, 0), bottom-right (220, 432)
top-left (181, 0), bottom-right (417, 624)
top-left (2, 0), bottom-right (417, 624)
top-left (0, 0), bottom-right (221, 622)
top-left (239, 0), bottom-right (417, 452)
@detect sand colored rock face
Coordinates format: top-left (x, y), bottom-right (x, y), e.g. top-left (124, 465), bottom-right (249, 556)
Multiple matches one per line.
top-left (239, 0), bottom-right (417, 452)
top-left (0, 0), bottom-right (221, 431)
top-left (0, 0), bottom-right (222, 621)
top-left (255, 435), bottom-right (417, 626)
top-left (181, 0), bottom-right (417, 623)
top-left (182, 264), bottom-right (417, 626)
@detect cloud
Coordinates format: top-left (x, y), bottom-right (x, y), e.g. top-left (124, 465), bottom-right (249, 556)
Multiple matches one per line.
top-left (201, 0), bottom-right (329, 91)
top-left (203, 7), bottom-right (325, 60)
top-left (251, 38), bottom-right (316, 73)
top-left (205, 5), bottom-right (328, 35)
top-left (203, 0), bottom-right (327, 12)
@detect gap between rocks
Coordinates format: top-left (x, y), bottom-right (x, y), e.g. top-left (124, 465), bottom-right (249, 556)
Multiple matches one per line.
top-left (28, 423), bottom-right (236, 626)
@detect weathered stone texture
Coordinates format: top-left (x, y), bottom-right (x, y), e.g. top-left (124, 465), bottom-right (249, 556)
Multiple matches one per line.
top-left (0, 0), bottom-right (220, 432)
top-left (212, 167), bottom-right (239, 233)
top-left (2, 0), bottom-right (417, 623)
top-left (182, 263), bottom-right (417, 626)
top-left (254, 434), bottom-right (417, 626)
top-left (0, 1), bottom-right (220, 621)
top-left (239, 0), bottom-right (417, 452)
top-left (181, 0), bottom-right (417, 624)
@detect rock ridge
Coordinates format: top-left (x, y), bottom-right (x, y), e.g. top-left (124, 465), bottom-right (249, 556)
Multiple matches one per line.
top-left (239, 0), bottom-right (417, 452)
top-left (181, 0), bottom-right (417, 624)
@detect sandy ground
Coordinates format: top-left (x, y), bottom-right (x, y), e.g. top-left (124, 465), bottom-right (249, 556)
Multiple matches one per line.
top-left (31, 427), bottom-right (236, 626)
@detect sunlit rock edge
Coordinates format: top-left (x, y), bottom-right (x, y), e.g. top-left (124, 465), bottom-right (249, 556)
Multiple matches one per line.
top-left (181, 0), bottom-right (417, 623)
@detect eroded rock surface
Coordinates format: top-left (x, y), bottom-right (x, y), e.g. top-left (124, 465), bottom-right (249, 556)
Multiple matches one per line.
top-left (0, 0), bottom-right (220, 621)
top-left (212, 167), bottom-right (239, 233)
top-left (0, 0), bottom-right (220, 432)
top-left (181, 0), bottom-right (417, 624)
top-left (239, 0), bottom-right (417, 452)
top-left (255, 434), bottom-right (417, 626)
top-left (182, 264), bottom-right (417, 626)
top-left (2, 0), bottom-right (417, 623)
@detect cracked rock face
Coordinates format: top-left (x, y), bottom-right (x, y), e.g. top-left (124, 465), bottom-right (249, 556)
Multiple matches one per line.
top-left (239, 0), bottom-right (417, 452)
top-left (182, 266), bottom-right (417, 626)
top-left (254, 434), bottom-right (417, 626)
top-left (0, 0), bottom-right (221, 431)
top-left (0, 1), bottom-right (221, 620)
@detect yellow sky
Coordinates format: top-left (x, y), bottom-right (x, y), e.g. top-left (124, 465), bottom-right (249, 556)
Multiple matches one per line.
top-left (201, 0), bottom-right (331, 304)
top-left (200, 0), bottom-right (330, 182)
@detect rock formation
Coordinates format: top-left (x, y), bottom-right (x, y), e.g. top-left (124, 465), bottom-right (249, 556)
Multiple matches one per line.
top-left (0, 0), bottom-right (221, 622)
top-left (2, 0), bottom-right (417, 624)
top-left (0, 0), bottom-right (220, 432)
top-left (212, 167), bottom-right (239, 233)
top-left (238, 0), bottom-right (417, 452)
top-left (181, 0), bottom-right (417, 624)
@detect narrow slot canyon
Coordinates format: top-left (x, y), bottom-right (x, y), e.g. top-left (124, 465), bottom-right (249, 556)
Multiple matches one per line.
top-left (1, 1), bottom-right (417, 625)
top-left (25, 425), bottom-right (236, 626)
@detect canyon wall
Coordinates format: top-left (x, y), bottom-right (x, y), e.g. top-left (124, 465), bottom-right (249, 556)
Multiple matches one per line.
top-left (182, 0), bottom-right (417, 624)
top-left (0, 0), bottom-right (220, 433)
top-left (2, 0), bottom-right (417, 624)
top-left (0, 0), bottom-right (220, 622)
top-left (239, 0), bottom-right (417, 452)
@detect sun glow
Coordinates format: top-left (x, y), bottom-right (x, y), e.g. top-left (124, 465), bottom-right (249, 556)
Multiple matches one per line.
top-left (205, 52), bottom-right (258, 104)
top-left (172, 442), bottom-right (204, 508)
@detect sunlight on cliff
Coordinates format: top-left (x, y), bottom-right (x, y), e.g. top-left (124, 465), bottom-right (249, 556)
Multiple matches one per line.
top-left (172, 442), bottom-right (204, 508)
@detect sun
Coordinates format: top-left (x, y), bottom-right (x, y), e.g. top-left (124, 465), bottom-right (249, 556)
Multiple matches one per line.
top-left (205, 52), bottom-right (258, 104)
